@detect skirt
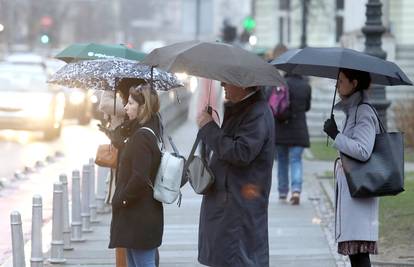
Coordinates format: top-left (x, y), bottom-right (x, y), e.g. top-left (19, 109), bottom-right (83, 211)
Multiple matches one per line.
top-left (338, 241), bottom-right (378, 255)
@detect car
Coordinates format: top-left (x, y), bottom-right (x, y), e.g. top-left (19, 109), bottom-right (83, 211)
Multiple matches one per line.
top-left (45, 58), bottom-right (94, 125)
top-left (0, 62), bottom-right (65, 140)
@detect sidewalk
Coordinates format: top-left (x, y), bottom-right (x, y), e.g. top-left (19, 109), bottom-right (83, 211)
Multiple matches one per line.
top-left (41, 119), bottom-right (338, 266)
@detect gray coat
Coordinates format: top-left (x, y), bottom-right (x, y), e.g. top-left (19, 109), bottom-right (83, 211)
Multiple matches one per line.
top-left (332, 91), bottom-right (380, 242)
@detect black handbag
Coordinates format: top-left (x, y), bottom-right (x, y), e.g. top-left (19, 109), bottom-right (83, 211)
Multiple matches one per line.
top-left (340, 103), bottom-right (405, 198)
top-left (183, 134), bottom-right (215, 195)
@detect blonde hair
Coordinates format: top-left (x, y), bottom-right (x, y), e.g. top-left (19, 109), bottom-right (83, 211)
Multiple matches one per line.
top-left (129, 83), bottom-right (160, 124)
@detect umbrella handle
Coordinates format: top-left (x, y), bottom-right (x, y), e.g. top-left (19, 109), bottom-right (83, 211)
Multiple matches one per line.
top-left (326, 72), bottom-right (340, 146)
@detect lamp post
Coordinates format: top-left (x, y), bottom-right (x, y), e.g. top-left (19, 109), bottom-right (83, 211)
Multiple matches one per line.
top-left (300, 0), bottom-right (309, 48)
top-left (362, 0), bottom-right (390, 128)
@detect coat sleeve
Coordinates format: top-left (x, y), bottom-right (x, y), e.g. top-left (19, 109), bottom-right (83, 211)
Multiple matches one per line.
top-left (198, 110), bottom-right (268, 167)
top-left (333, 105), bottom-right (378, 161)
top-left (113, 133), bottom-right (155, 208)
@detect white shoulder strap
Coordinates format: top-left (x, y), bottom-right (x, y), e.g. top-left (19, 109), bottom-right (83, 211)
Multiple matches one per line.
top-left (140, 127), bottom-right (162, 150)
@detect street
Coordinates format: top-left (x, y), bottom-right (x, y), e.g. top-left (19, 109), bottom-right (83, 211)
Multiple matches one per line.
top-left (0, 120), bottom-right (106, 265)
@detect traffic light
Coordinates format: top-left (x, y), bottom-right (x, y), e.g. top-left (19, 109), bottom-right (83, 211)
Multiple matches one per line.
top-left (39, 16), bottom-right (53, 45)
top-left (243, 16), bottom-right (256, 33)
top-left (40, 34), bottom-right (50, 44)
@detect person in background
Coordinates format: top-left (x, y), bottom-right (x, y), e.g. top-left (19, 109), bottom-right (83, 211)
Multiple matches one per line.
top-left (324, 68), bottom-right (379, 267)
top-left (98, 79), bottom-right (134, 267)
top-left (109, 83), bottom-right (163, 267)
top-left (274, 72), bottom-right (311, 205)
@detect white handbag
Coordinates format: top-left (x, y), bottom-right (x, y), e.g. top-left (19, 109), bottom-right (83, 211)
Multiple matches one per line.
top-left (140, 127), bottom-right (184, 204)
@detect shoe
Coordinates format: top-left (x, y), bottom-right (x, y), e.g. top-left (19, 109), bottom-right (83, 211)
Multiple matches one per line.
top-left (290, 192), bottom-right (300, 205)
top-left (279, 194), bottom-right (287, 201)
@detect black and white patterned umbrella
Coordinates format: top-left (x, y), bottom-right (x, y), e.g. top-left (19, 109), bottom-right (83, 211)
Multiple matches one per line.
top-left (48, 58), bottom-right (182, 91)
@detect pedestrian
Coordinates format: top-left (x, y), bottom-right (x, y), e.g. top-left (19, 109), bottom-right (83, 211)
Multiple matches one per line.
top-left (274, 73), bottom-right (311, 204)
top-left (98, 82), bottom-right (130, 205)
top-left (98, 79), bottom-right (133, 267)
top-left (108, 83), bottom-right (163, 267)
top-left (323, 68), bottom-right (379, 267)
top-left (196, 83), bottom-right (275, 267)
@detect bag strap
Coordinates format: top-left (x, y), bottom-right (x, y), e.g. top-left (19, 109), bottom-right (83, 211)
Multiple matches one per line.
top-left (354, 102), bottom-right (386, 133)
top-left (139, 127), bottom-right (162, 151)
top-left (183, 133), bottom-right (202, 171)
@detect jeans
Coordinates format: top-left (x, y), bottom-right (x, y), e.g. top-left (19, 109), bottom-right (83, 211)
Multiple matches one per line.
top-left (126, 248), bottom-right (156, 267)
top-left (276, 145), bottom-right (304, 196)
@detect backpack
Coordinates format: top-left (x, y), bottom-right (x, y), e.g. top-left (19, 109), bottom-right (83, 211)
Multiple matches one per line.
top-left (267, 85), bottom-right (291, 122)
top-left (140, 127), bottom-right (184, 205)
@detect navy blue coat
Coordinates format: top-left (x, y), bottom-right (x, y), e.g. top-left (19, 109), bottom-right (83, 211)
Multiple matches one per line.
top-left (274, 74), bottom-right (311, 147)
top-left (197, 91), bottom-right (275, 267)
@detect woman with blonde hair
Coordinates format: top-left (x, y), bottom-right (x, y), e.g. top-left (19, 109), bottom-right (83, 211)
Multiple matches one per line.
top-left (108, 83), bottom-right (163, 267)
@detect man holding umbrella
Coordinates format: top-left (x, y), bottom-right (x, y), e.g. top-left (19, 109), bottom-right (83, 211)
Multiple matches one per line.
top-left (143, 41), bottom-right (284, 266)
top-left (196, 82), bottom-right (275, 266)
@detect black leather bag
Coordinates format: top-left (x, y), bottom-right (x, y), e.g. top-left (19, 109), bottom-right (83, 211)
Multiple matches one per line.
top-left (183, 134), bottom-right (215, 195)
top-left (340, 103), bottom-right (405, 198)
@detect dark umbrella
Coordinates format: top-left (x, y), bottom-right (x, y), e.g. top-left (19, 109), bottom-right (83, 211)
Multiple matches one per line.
top-left (55, 43), bottom-right (147, 63)
top-left (271, 47), bottom-right (412, 86)
top-left (271, 46), bottom-right (413, 144)
top-left (48, 58), bottom-right (182, 91)
top-left (142, 40), bottom-right (285, 88)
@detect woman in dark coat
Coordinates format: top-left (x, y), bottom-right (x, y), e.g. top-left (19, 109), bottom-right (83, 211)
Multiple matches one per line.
top-left (197, 83), bottom-right (275, 267)
top-left (109, 83), bottom-right (162, 267)
top-left (274, 73), bottom-right (311, 204)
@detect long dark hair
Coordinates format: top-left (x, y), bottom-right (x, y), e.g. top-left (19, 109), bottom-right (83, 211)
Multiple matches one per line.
top-left (339, 68), bottom-right (371, 91)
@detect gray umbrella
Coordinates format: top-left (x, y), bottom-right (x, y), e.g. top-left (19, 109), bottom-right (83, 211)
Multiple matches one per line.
top-left (271, 47), bottom-right (412, 86)
top-left (48, 58), bottom-right (182, 91)
top-left (142, 40), bottom-right (285, 88)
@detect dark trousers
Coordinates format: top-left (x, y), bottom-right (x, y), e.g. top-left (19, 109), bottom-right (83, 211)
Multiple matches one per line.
top-left (349, 253), bottom-right (371, 267)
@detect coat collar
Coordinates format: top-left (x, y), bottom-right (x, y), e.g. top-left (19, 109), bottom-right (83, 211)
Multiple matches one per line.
top-left (334, 90), bottom-right (370, 113)
top-left (224, 90), bottom-right (263, 117)
top-left (126, 114), bottom-right (160, 137)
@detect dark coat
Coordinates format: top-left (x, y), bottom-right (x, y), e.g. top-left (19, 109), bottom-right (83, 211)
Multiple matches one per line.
top-left (198, 91), bottom-right (275, 267)
top-left (109, 115), bottom-right (163, 250)
top-left (274, 74), bottom-right (311, 147)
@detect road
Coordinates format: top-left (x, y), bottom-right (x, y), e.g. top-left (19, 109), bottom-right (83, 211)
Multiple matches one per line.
top-left (0, 120), bottom-right (105, 265)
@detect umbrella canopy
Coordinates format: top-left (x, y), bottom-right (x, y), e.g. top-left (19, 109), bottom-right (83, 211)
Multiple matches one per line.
top-left (55, 43), bottom-right (147, 63)
top-left (271, 47), bottom-right (412, 86)
top-left (48, 58), bottom-right (182, 91)
top-left (142, 40), bottom-right (285, 88)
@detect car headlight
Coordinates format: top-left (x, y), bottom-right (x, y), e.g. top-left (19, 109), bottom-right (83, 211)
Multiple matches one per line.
top-left (69, 91), bottom-right (86, 105)
top-left (26, 98), bottom-right (51, 118)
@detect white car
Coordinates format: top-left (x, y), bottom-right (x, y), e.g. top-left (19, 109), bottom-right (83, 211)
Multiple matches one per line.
top-left (0, 63), bottom-right (65, 140)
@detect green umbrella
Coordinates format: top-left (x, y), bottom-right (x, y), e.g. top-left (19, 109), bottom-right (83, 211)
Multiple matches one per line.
top-left (55, 43), bottom-right (147, 63)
